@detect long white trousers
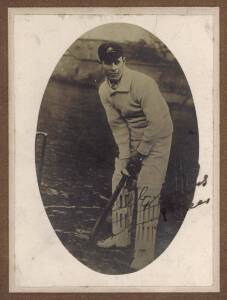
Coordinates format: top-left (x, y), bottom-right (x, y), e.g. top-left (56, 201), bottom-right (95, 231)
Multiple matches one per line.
top-left (112, 135), bottom-right (172, 261)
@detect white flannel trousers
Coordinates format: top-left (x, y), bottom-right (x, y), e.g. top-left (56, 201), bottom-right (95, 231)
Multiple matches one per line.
top-left (112, 134), bottom-right (172, 261)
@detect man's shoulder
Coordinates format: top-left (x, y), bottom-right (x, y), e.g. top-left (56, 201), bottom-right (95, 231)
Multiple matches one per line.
top-left (127, 67), bottom-right (157, 87)
top-left (98, 80), bottom-right (108, 99)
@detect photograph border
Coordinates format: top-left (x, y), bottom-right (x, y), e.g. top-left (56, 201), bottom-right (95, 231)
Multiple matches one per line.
top-left (0, 1), bottom-right (225, 299)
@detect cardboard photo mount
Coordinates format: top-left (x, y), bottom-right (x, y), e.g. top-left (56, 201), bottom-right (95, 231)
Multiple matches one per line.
top-left (0, 2), bottom-right (224, 298)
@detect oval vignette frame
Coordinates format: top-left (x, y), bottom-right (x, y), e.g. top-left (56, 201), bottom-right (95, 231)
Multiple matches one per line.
top-left (35, 23), bottom-right (199, 275)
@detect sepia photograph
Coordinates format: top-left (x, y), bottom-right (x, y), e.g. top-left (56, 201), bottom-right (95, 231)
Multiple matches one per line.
top-left (36, 22), bottom-right (199, 274)
top-left (9, 7), bottom-right (219, 292)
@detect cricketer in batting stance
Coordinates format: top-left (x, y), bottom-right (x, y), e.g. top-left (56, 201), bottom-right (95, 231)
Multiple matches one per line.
top-left (97, 42), bottom-right (173, 270)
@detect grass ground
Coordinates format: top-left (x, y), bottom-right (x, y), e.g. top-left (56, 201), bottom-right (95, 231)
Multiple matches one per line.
top-left (36, 73), bottom-right (199, 274)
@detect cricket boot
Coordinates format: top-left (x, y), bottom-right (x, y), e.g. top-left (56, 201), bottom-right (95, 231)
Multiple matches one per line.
top-left (96, 187), bottom-right (135, 249)
top-left (96, 235), bottom-right (116, 248)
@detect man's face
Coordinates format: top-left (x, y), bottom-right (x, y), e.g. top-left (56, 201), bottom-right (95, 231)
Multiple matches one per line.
top-left (101, 57), bottom-right (126, 82)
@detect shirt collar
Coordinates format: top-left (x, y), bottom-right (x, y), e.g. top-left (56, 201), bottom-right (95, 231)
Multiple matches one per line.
top-left (105, 66), bottom-right (132, 95)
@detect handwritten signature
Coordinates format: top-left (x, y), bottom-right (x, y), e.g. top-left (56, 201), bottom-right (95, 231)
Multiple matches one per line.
top-left (138, 186), bottom-right (161, 208)
top-left (190, 198), bottom-right (210, 209)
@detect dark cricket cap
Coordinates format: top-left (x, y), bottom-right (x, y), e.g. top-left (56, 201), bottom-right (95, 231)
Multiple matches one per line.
top-left (98, 42), bottom-right (124, 63)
